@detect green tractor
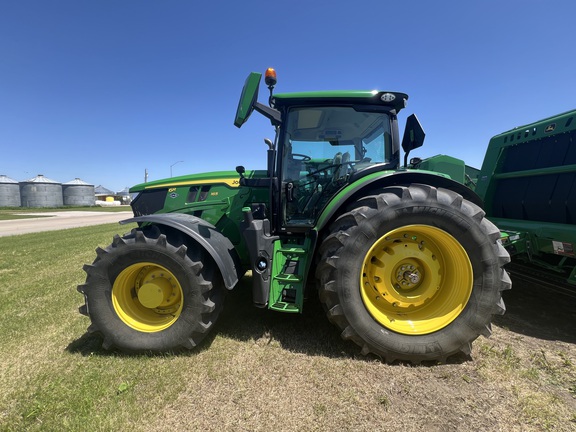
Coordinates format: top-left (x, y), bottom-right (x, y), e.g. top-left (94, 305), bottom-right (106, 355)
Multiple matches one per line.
top-left (78, 68), bottom-right (510, 363)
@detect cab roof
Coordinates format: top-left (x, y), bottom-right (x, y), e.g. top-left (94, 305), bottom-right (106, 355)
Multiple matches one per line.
top-left (272, 90), bottom-right (409, 114)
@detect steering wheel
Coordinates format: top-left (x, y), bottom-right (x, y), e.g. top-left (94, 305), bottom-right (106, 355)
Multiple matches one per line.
top-left (291, 153), bottom-right (311, 161)
top-left (305, 161), bottom-right (356, 179)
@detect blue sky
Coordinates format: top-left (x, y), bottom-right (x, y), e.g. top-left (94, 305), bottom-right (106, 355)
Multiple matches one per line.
top-left (1, 1), bottom-right (575, 192)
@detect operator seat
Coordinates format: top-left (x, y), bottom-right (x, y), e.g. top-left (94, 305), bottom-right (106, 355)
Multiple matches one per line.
top-left (284, 142), bottom-right (302, 182)
top-left (333, 151), bottom-right (350, 180)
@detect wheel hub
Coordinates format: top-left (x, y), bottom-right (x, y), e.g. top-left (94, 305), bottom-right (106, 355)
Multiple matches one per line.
top-left (135, 269), bottom-right (180, 313)
top-left (396, 264), bottom-right (422, 289)
top-left (137, 281), bottom-right (167, 309)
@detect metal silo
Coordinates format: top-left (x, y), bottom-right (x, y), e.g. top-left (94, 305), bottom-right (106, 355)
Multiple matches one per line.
top-left (63, 178), bottom-right (95, 206)
top-left (19, 174), bottom-right (63, 208)
top-left (0, 175), bottom-right (21, 207)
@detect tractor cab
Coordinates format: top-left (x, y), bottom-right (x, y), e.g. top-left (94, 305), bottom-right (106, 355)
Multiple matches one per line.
top-left (235, 69), bottom-right (424, 232)
top-left (277, 103), bottom-right (398, 226)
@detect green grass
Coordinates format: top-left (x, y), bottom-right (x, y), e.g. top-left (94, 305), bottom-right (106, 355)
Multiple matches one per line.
top-left (0, 224), bottom-right (575, 431)
top-left (0, 214), bottom-right (52, 221)
top-left (0, 223), bottom-right (146, 431)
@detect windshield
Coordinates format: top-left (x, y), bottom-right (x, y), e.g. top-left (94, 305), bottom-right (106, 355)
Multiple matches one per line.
top-left (281, 106), bottom-right (393, 225)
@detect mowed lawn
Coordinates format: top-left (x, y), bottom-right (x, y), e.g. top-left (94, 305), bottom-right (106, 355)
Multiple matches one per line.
top-left (0, 223), bottom-right (575, 431)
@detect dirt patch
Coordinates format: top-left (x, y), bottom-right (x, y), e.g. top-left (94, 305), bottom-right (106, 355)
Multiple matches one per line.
top-left (144, 275), bottom-right (576, 432)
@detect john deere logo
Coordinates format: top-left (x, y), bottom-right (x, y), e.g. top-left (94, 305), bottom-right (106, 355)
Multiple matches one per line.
top-left (545, 123), bottom-right (556, 133)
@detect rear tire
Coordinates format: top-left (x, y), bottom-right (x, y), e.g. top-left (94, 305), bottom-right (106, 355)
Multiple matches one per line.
top-left (316, 184), bottom-right (511, 363)
top-left (78, 227), bottom-right (223, 353)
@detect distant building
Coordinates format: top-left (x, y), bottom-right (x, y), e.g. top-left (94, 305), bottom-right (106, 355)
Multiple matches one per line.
top-left (116, 187), bottom-right (133, 204)
top-left (94, 185), bottom-right (116, 200)
top-left (94, 185), bottom-right (131, 206)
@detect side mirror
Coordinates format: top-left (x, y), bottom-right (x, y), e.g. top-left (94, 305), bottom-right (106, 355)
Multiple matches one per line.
top-left (234, 72), bottom-right (262, 128)
top-left (401, 114), bottom-right (425, 153)
top-left (401, 114), bottom-right (426, 167)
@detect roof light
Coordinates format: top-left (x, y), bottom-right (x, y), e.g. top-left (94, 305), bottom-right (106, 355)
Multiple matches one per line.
top-left (380, 93), bottom-right (396, 102)
top-left (265, 68), bottom-right (277, 87)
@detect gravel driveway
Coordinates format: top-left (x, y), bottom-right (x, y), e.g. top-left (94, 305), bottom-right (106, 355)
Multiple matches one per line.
top-left (0, 211), bottom-right (133, 237)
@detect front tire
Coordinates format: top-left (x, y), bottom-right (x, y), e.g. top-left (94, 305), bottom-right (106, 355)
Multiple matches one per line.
top-left (78, 228), bottom-right (223, 353)
top-left (316, 184), bottom-right (511, 363)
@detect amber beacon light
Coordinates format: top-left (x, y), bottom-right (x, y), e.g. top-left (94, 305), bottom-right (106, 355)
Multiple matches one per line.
top-left (265, 67), bottom-right (277, 87)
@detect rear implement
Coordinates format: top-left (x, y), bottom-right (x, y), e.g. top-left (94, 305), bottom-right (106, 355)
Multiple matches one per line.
top-left (476, 109), bottom-right (576, 296)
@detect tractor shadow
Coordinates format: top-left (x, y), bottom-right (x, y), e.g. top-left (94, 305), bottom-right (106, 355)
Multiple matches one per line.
top-left (214, 274), bottom-right (360, 360)
top-left (494, 275), bottom-right (576, 345)
top-left (67, 333), bottom-right (110, 356)
top-left (215, 275), bottom-right (472, 365)
top-left (66, 330), bottom-right (220, 358)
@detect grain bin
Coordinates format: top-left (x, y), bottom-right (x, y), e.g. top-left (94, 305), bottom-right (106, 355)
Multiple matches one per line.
top-left (0, 175), bottom-right (21, 207)
top-left (63, 178), bottom-right (95, 206)
top-left (19, 174), bottom-right (63, 208)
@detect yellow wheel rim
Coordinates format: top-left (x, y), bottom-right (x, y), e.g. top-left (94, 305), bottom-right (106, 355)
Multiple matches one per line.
top-left (360, 225), bottom-right (473, 335)
top-left (112, 262), bottom-right (183, 332)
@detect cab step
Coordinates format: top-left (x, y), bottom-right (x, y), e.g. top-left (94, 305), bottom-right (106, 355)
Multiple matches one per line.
top-left (269, 239), bottom-right (311, 313)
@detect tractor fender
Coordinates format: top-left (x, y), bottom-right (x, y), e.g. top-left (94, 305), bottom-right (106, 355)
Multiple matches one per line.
top-left (120, 213), bottom-right (242, 290)
top-left (316, 170), bottom-right (484, 232)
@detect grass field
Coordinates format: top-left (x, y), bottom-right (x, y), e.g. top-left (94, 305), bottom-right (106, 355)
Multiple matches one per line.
top-left (0, 223), bottom-right (575, 431)
top-left (0, 214), bottom-right (52, 221)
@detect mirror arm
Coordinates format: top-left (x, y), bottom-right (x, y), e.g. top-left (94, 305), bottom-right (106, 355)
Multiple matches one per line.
top-left (254, 102), bottom-right (282, 126)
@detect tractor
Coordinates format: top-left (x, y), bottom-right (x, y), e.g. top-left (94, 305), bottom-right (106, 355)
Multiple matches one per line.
top-left (78, 68), bottom-right (511, 363)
